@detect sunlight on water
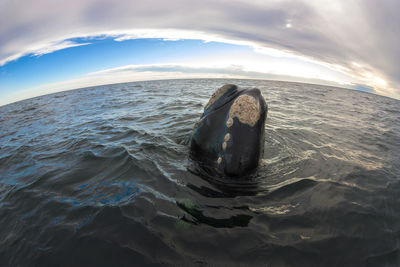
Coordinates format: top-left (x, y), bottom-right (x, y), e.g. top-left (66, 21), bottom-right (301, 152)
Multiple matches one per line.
top-left (0, 79), bottom-right (399, 265)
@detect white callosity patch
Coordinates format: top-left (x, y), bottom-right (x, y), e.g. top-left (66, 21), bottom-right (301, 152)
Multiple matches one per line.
top-left (226, 117), bottom-right (233, 127)
top-left (204, 84), bottom-right (232, 111)
top-left (222, 133), bottom-right (230, 151)
top-left (222, 142), bottom-right (227, 150)
top-left (227, 94), bottom-right (260, 127)
top-left (224, 133), bottom-right (230, 142)
top-left (217, 157), bottom-right (222, 164)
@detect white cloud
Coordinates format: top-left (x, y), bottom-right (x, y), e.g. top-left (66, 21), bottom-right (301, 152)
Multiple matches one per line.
top-left (0, 40), bottom-right (90, 65)
top-left (32, 41), bottom-right (90, 56)
top-left (0, 0), bottom-right (399, 98)
top-left (1, 62), bottom-right (358, 106)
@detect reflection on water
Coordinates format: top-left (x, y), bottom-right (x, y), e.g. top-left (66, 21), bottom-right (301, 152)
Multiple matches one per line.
top-left (0, 79), bottom-right (399, 266)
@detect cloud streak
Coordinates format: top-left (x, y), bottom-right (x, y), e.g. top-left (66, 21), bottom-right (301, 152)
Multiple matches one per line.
top-left (0, 0), bottom-right (399, 98)
top-left (31, 40), bottom-right (91, 57)
top-left (1, 62), bottom-right (360, 106)
top-left (87, 63), bottom-right (352, 86)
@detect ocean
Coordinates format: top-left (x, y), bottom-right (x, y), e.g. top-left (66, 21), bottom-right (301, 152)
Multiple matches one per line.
top-left (0, 79), bottom-right (399, 266)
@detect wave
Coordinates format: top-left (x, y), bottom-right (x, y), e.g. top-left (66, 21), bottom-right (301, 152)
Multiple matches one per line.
top-left (0, 79), bottom-right (399, 265)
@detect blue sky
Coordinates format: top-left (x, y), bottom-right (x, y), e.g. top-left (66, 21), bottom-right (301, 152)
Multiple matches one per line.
top-left (0, 36), bottom-right (359, 106)
top-left (1, 38), bottom-right (249, 94)
top-left (0, 0), bottom-right (399, 105)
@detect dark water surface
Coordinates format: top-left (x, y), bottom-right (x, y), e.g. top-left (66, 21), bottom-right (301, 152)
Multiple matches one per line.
top-left (0, 79), bottom-right (399, 266)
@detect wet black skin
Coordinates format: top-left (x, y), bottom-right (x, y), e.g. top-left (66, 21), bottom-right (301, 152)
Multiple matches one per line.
top-left (189, 84), bottom-right (267, 177)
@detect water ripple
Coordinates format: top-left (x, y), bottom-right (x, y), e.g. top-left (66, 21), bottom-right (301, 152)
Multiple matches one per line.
top-left (0, 79), bottom-right (399, 265)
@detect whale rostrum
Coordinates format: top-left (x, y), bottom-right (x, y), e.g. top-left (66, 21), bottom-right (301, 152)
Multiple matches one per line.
top-left (189, 84), bottom-right (267, 177)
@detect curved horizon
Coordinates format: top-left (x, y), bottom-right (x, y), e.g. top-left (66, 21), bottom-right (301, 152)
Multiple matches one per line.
top-left (1, 0), bottom-right (399, 105)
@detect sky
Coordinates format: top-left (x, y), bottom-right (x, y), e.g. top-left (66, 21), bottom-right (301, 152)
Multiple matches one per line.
top-left (0, 0), bottom-right (399, 106)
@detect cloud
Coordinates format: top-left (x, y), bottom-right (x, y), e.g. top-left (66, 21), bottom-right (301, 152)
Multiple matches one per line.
top-left (0, 0), bottom-right (399, 98)
top-left (87, 63), bottom-right (352, 86)
top-left (31, 40), bottom-right (91, 57)
top-left (1, 62), bottom-right (355, 106)
top-left (0, 39), bottom-right (90, 65)
top-left (0, 64), bottom-right (243, 106)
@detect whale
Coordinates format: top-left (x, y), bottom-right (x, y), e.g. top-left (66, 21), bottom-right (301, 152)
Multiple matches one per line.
top-left (189, 84), bottom-right (267, 177)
